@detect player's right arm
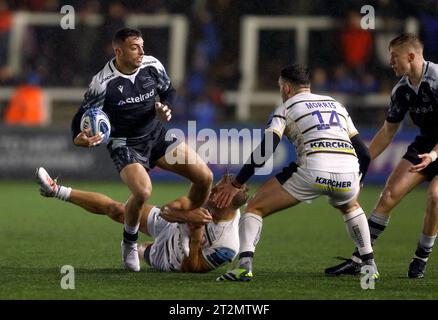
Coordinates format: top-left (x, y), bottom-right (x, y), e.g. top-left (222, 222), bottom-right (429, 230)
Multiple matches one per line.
top-left (368, 121), bottom-right (400, 159)
top-left (213, 105), bottom-right (286, 208)
top-left (71, 76), bottom-right (106, 147)
top-left (368, 84), bottom-right (406, 159)
top-left (159, 205), bottom-right (212, 225)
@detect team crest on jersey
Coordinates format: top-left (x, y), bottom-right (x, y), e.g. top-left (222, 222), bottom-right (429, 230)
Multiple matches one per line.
top-left (142, 77), bottom-right (155, 89)
top-left (117, 85), bottom-right (123, 93)
top-left (422, 91), bottom-right (431, 102)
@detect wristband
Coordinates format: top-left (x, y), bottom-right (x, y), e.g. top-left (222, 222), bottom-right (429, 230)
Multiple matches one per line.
top-left (429, 150), bottom-right (437, 162)
top-left (231, 180), bottom-right (242, 189)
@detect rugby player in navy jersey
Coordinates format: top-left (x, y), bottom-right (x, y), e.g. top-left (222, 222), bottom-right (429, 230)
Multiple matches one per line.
top-left (326, 33), bottom-right (438, 279)
top-left (71, 28), bottom-right (212, 272)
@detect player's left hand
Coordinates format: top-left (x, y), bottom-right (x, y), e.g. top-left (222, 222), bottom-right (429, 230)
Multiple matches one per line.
top-left (409, 153), bottom-right (433, 172)
top-left (160, 205), bottom-right (212, 225)
top-left (212, 181), bottom-right (240, 209)
top-left (155, 102), bottom-right (172, 122)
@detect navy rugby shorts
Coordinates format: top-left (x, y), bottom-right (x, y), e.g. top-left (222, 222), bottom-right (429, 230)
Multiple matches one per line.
top-left (107, 125), bottom-right (180, 172)
top-left (403, 135), bottom-right (438, 181)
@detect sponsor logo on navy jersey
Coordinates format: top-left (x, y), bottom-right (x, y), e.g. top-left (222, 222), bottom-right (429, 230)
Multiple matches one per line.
top-left (117, 89), bottom-right (155, 105)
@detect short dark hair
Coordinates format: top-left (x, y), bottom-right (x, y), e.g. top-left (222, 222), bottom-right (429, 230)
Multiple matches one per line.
top-left (280, 64), bottom-right (311, 87)
top-left (389, 33), bottom-right (423, 51)
top-left (112, 28), bottom-right (142, 47)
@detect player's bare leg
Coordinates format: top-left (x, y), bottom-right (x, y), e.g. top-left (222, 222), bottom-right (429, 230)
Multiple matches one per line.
top-left (374, 159), bottom-right (426, 215)
top-left (120, 163), bottom-right (153, 272)
top-left (217, 177), bottom-right (299, 281)
top-left (157, 142), bottom-right (213, 256)
top-left (36, 167), bottom-right (153, 234)
top-left (408, 176), bottom-right (438, 278)
top-left (157, 142), bottom-right (213, 210)
top-left (325, 159), bottom-right (426, 276)
top-left (69, 190), bottom-right (125, 223)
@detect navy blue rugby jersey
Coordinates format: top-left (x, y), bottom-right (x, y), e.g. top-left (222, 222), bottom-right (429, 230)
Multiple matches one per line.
top-left (386, 61), bottom-right (438, 140)
top-left (71, 55), bottom-right (176, 139)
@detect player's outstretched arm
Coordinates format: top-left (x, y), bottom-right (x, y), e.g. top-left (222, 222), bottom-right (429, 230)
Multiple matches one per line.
top-left (160, 205), bottom-right (212, 225)
top-left (369, 121), bottom-right (400, 160)
top-left (214, 130), bottom-right (281, 208)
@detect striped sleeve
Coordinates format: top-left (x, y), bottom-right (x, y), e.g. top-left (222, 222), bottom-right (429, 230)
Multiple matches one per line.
top-left (266, 104), bottom-right (286, 138)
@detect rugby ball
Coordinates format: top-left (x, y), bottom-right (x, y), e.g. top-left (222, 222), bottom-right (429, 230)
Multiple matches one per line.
top-left (80, 107), bottom-right (111, 144)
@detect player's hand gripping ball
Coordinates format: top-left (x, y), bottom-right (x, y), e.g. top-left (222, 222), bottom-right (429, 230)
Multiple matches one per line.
top-left (80, 107), bottom-right (111, 144)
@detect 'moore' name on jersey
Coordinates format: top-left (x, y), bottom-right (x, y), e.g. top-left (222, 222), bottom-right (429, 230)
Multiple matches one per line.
top-left (73, 55), bottom-right (174, 138)
top-left (387, 61), bottom-right (438, 140)
top-left (266, 92), bottom-right (359, 173)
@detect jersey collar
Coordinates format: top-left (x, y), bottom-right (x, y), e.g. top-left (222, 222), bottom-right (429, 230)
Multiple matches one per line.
top-left (110, 58), bottom-right (141, 84)
top-left (406, 61), bottom-right (429, 94)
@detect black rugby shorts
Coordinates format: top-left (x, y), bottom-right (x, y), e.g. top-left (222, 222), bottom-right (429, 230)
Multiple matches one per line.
top-left (403, 136), bottom-right (438, 181)
top-left (107, 125), bottom-right (179, 172)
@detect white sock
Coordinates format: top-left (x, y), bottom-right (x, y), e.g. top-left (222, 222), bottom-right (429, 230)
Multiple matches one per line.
top-left (415, 233), bottom-right (437, 262)
top-left (343, 208), bottom-right (373, 257)
top-left (55, 186), bottom-right (72, 201)
top-left (124, 223), bottom-right (140, 235)
top-left (239, 212), bottom-right (263, 254)
top-left (419, 233), bottom-right (437, 249)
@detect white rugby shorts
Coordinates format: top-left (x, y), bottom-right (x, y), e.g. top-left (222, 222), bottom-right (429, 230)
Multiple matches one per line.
top-left (277, 165), bottom-right (360, 206)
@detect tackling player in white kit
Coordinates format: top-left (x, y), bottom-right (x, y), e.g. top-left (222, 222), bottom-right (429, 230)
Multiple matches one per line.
top-left (36, 167), bottom-right (247, 273)
top-left (214, 64), bottom-right (378, 281)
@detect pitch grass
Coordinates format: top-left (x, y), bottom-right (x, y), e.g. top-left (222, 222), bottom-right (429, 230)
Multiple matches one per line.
top-left (0, 181), bottom-right (437, 300)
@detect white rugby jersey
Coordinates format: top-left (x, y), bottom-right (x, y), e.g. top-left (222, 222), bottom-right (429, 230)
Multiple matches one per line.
top-left (149, 209), bottom-right (240, 272)
top-left (267, 92), bottom-right (360, 173)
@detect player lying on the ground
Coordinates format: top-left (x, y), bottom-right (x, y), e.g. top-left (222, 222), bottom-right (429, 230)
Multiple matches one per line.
top-left (36, 167), bottom-right (248, 273)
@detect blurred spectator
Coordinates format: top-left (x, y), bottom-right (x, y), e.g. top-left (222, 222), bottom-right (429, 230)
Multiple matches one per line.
top-left (192, 93), bottom-right (216, 129)
top-left (330, 65), bottom-right (360, 93)
top-left (198, 10), bottom-right (220, 62)
top-left (66, 1), bottom-right (101, 85)
top-left (213, 58), bottom-right (240, 91)
top-left (97, 1), bottom-right (126, 66)
top-left (187, 42), bottom-right (209, 97)
top-left (172, 85), bottom-right (190, 123)
top-left (0, 0), bottom-right (12, 84)
top-left (339, 11), bottom-right (373, 70)
top-left (3, 74), bottom-right (46, 126)
top-left (360, 72), bottom-right (380, 94)
top-left (311, 68), bottom-right (329, 92)
top-left (418, 0), bottom-right (438, 62)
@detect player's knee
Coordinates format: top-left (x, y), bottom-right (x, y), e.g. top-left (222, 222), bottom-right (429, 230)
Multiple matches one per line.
top-left (107, 202), bottom-right (125, 222)
top-left (246, 202), bottom-right (267, 217)
top-left (132, 187), bottom-right (152, 203)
